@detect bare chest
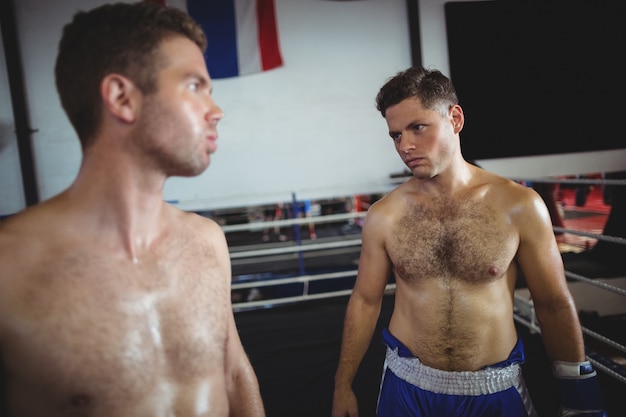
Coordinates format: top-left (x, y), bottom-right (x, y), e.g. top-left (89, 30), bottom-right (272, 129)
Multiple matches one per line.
top-left (388, 199), bottom-right (518, 283)
top-left (1, 246), bottom-right (230, 411)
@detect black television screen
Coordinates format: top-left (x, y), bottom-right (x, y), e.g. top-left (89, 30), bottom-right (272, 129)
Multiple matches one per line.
top-left (445, 0), bottom-right (626, 160)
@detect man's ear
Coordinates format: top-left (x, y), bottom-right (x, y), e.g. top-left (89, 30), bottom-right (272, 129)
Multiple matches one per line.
top-left (450, 104), bottom-right (464, 134)
top-left (100, 74), bottom-right (140, 124)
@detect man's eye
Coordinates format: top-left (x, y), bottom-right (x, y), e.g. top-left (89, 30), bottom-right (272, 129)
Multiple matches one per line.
top-left (390, 133), bottom-right (401, 142)
top-left (188, 82), bottom-right (199, 91)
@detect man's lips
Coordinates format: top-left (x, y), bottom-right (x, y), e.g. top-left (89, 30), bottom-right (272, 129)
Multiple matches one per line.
top-left (206, 134), bottom-right (218, 153)
top-left (405, 156), bottom-right (423, 167)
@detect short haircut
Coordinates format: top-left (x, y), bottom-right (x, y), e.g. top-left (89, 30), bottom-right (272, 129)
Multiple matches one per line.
top-left (54, 2), bottom-right (207, 149)
top-left (375, 67), bottom-right (458, 118)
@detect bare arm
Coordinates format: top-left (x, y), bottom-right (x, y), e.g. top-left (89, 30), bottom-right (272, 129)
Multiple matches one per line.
top-left (207, 220), bottom-right (265, 417)
top-left (224, 313), bottom-right (265, 417)
top-left (332, 206), bottom-right (392, 417)
top-left (515, 182), bottom-right (607, 416)
top-left (515, 188), bottom-right (585, 362)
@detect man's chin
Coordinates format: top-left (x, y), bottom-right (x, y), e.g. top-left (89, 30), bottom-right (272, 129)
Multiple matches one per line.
top-left (410, 168), bottom-right (434, 180)
top-left (168, 161), bottom-right (210, 178)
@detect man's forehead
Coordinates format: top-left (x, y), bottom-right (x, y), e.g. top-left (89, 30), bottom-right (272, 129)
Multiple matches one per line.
top-left (386, 97), bottom-right (430, 117)
top-left (158, 36), bottom-right (210, 74)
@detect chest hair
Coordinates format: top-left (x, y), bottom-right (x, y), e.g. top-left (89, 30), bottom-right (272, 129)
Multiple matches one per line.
top-left (390, 197), bottom-right (512, 284)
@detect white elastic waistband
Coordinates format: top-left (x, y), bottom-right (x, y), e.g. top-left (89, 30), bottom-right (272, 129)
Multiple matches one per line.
top-left (385, 347), bottom-right (522, 396)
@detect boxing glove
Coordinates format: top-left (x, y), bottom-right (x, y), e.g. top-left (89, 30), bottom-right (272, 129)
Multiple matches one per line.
top-left (553, 360), bottom-right (609, 417)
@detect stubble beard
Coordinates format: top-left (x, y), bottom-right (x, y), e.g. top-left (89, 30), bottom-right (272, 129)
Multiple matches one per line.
top-left (408, 162), bottom-right (435, 180)
top-left (136, 98), bottom-right (210, 178)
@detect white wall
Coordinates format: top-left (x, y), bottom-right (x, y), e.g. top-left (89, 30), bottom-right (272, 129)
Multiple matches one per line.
top-left (418, 0), bottom-right (453, 76)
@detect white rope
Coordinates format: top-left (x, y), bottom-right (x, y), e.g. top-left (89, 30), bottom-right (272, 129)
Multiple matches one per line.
top-left (510, 177), bottom-right (626, 186)
top-left (565, 271), bottom-right (626, 297)
top-left (222, 211), bottom-right (366, 233)
top-left (232, 270), bottom-right (357, 290)
top-left (233, 288), bottom-right (355, 312)
top-left (581, 327), bottom-right (626, 356)
top-left (587, 356), bottom-right (626, 386)
top-left (232, 283), bottom-right (396, 312)
top-left (554, 227), bottom-right (626, 245)
top-left (229, 238), bottom-right (362, 259)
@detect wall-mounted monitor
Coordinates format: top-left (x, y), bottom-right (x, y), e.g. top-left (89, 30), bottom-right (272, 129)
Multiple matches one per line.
top-left (445, 0), bottom-right (626, 163)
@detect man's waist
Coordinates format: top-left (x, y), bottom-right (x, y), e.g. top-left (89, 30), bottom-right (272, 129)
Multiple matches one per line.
top-left (384, 344), bottom-right (523, 395)
top-left (382, 327), bottom-right (525, 371)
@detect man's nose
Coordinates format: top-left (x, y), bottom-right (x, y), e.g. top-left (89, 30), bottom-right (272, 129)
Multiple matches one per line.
top-left (400, 139), bottom-right (415, 154)
top-left (206, 101), bottom-right (224, 124)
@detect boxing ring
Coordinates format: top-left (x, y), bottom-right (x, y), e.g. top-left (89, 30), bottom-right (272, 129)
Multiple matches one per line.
top-left (224, 211), bottom-right (382, 309)
top-left (221, 176), bottom-right (626, 394)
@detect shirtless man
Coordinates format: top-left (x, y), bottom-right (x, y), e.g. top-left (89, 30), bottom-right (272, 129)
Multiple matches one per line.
top-left (0, 3), bottom-right (264, 416)
top-left (332, 67), bottom-right (607, 417)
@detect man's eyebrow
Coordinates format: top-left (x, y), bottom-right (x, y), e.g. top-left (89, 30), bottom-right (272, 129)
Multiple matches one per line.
top-left (187, 72), bottom-right (213, 90)
top-left (390, 120), bottom-right (423, 134)
top-left (186, 71), bottom-right (206, 81)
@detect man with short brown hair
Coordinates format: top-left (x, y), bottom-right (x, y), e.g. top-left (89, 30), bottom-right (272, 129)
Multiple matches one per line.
top-left (0, 3), bottom-right (264, 416)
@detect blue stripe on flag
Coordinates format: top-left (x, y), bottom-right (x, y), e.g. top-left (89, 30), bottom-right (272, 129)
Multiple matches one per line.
top-left (187, 0), bottom-right (240, 79)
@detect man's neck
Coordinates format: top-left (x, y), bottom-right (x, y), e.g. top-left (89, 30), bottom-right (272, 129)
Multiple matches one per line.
top-left (64, 148), bottom-right (172, 260)
top-left (413, 159), bottom-right (475, 196)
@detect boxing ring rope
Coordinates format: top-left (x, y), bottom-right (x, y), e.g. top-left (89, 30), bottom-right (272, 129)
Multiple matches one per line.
top-left (232, 269), bottom-right (396, 311)
top-left (564, 270), bottom-right (626, 297)
top-left (511, 177), bottom-right (626, 187)
top-left (224, 175), bottom-right (626, 385)
top-left (223, 207), bottom-right (367, 310)
top-left (553, 227), bottom-right (626, 246)
top-left (229, 239), bottom-right (362, 259)
top-left (222, 211), bottom-right (367, 234)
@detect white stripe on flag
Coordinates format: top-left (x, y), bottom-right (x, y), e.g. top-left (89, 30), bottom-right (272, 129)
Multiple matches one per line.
top-left (234, 0), bottom-right (262, 75)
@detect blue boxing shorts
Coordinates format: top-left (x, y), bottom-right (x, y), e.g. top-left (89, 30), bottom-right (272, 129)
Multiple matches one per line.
top-left (377, 329), bottom-right (537, 417)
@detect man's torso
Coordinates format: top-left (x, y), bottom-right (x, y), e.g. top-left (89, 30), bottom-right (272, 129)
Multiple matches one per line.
top-left (383, 178), bottom-right (522, 371)
top-left (0, 209), bottom-right (231, 416)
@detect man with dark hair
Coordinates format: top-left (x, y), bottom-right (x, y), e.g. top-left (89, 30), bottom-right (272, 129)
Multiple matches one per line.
top-left (0, 2), bottom-right (264, 416)
top-left (332, 67), bottom-right (607, 417)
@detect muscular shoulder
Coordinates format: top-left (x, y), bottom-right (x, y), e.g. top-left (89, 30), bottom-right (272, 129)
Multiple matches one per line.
top-left (360, 187), bottom-right (418, 253)
top-left (475, 169), bottom-right (536, 204)
top-left (477, 171), bottom-right (548, 227)
top-left (0, 204), bottom-right (46, 237)
top-left (167, 207), bottom-right (231, 266)
top-left (174, 207), bottom-right (225, 236)
top-left (0, 207), bottom-right (52, 271)
top-left (0, 208), bottom-right (53, 339)
top-left (171, 208), bottom-right (227, 245)
top-left (363, 189), bottom-right (405, 230)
